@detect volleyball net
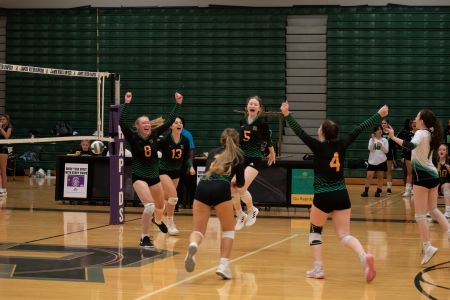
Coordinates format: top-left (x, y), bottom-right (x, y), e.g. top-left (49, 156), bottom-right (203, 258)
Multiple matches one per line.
top-left (0, 62), bottom-right (112, 144)
top-left (0, 63), bottom-right (125, 225)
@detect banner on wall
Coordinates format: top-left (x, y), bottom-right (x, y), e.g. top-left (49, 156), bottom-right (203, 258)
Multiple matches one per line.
top-left (291, 169), bottom-right (314, 206)
top-left (63, 163), bottom-right (88, 198)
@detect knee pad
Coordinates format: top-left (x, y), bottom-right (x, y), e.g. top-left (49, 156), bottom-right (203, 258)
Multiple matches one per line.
top-left (309, 224), bottom-right (323, 246)
top-left (168, 197), bottom-right (178, 205)
top-left (222, 230), bottom-right (235, 239)
top-left (143, 203), bottom-right (155, 215)
top-left (415, 212), bottom-right (428, 222)
top-left (341, 234), bottom-right (354, 246)
top-left (429, 207), bottom-right (441, 219)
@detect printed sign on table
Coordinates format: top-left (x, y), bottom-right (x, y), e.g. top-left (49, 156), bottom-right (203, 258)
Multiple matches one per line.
top-left (63, 163), bottom-right (88, 198)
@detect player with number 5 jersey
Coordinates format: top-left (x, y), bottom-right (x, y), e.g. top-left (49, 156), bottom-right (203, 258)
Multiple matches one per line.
top-left (281, 100), bottom-right (388, 283)
top-left (120, 91), bottom-right (182, 248)
top-left (232, 96), bottom-right (276, 231)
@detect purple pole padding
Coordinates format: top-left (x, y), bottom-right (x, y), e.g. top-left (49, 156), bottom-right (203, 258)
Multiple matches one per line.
top-left (109, 104), bottom-right (125, 225)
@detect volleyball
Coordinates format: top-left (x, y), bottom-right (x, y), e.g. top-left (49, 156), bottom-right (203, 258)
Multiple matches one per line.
top-left (91, 140), bottom-right (104, 155)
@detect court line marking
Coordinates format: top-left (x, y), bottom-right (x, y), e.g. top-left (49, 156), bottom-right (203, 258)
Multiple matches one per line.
top-left (134, 233), bottom-right (300, 300)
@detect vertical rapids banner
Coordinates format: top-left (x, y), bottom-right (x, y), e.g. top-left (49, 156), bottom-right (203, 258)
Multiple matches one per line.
top-left (109, 105), bottom-right (125, 224)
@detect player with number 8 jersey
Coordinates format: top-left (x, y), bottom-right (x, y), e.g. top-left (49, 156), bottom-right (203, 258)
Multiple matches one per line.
top-left (120, 91), bottom-right (182, 248)
top-left (281, 100), bottom-right (388, 283)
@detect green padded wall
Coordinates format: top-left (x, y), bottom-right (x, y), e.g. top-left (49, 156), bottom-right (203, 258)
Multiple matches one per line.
top-left (98, 7), bottom-right (286, 153)
top-left (6, 5), bottom-right (450, 171)
top-left (5, 8), bottom-right (98, 169)
top-left (327, 6), bottom-right (450, 162)
top-left (5, 7), bottom-right (286, 169)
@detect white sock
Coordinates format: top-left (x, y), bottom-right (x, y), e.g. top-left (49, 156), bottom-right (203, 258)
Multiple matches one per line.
top-left (189, 242), bottom-right (198, 248)
top-left (219, 257), bottom-right (229, 266)
top-left (405, 183), bottom-right (412, 191)
top-left (141, 234), bottom-right (149, 239)
top-left (423, 241), bottom-right (431, 250)
top-left (387, 182), bottom-right (392, 189)
top-left (358, 253), bottom-right (366, 264)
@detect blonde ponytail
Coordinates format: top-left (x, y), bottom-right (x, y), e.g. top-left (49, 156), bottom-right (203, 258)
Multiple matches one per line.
top-left (205, 128), bottom-right (243, 177)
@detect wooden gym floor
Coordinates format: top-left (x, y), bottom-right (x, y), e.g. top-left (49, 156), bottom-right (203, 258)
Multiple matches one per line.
top-left (0, 177), bottom-right (448, 300)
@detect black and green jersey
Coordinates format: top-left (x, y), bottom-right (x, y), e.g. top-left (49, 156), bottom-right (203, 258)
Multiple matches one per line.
top-left (201, 147), bottom-right (245, 187)
top-left (158, 133), bottom-right (192, 172)
top-left (119, 103), bottom-right (180, 179)
top-left (285, 113), bottom-right (382, 194)
top-left (239, 116), bottom-right (273, 158)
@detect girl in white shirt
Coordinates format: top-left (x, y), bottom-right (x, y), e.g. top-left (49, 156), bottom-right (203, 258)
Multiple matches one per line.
top-left (361, 125), bottom-right (389, 197)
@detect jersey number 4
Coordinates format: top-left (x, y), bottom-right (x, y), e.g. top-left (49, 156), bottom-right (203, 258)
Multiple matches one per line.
top-left (329, 152), bottom-right (341, 172)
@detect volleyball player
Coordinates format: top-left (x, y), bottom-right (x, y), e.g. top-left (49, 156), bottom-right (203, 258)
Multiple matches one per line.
top-left (184, 128), bottom-right (245, 279)
top-left (120, 91), bottom-right (183, 247)
top-left (233, 96), bottom-right (276, 230)
top-left (381, 119), bottom-right (397, 194)
top-left (436, 144), bottom-right (450, 220)
top-left (386, 109), bottom-right (450, 264)
top-left (159, 116), bottom-right (195, 235)
top-left (361, 125), bottom-right (388, 197)
top-left (280, 101), bottom-right (388, 283)
top-left (0, 114), bottom-right (12, 197)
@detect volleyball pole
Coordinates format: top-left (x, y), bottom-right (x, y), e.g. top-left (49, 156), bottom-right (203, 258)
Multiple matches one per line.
top-left (108, 74), bottom-right (125, 225)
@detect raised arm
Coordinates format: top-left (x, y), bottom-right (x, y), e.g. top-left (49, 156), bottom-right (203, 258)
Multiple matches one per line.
top-left (385, 125), bottom-right (415, 150)
top-left (153, 92), bottom-right (183, 136)
top-left (349, 105), bottom-right (388, 138)
top-left (119, 92), bottom-right (134, 139)
top-left (280, 101), bottom-right (321, 152)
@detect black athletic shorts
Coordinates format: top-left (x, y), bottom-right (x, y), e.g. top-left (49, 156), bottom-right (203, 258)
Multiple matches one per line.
top-left (313, 189), bottom-right (351, 214)
top-left (413, 170), bottom-right (440, 189)
top-left (244, 157), bottom-right (262, 171)
top-left (159, 169), bottom-right (181, 180)
top-left (195, 179), bottom-right (231, 207)
top-left (386, 152), bottom-right (395, 161)
top-left (0, 146), bottom-right (8, 154)
top-left (367, 161), bottom-right (387, 172)
top-left (132, 174), bottom-right (160, 186)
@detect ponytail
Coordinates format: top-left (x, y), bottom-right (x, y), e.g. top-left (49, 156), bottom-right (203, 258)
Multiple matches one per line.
top-left (419, 109), bottom-right (443, 156)
top-left (205, 128), bottom-right (243, 177)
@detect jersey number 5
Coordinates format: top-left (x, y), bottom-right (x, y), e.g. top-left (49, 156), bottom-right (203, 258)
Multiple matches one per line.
top-left (242, 130), bottom-right (251, 142)
top-left (329, 152), bottom-right (340, 172)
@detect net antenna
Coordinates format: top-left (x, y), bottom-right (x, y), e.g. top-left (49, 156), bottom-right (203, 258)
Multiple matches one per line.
top-left (0, 63), bottom-right (111, 144)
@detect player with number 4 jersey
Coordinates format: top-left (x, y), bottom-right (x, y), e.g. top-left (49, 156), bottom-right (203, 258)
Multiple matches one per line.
top-left (281, 100), bottom-right (388, 283)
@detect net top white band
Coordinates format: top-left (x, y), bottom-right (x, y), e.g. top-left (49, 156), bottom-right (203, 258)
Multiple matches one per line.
top-left (0, 136), bottom-right (113, 145)
top-left (0, 63), bottom-right (110, 78)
